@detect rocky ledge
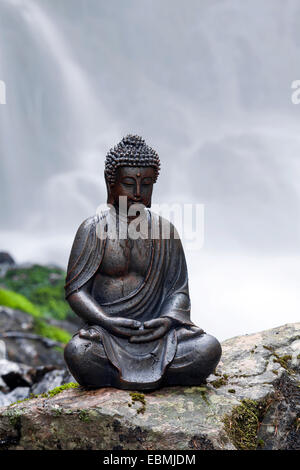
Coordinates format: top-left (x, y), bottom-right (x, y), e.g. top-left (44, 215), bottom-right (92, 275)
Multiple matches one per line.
top-left (0, 322), bottom-right (299, 450)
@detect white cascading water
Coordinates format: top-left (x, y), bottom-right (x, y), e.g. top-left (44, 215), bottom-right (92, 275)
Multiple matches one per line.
top-left (0, 0), bottom-right (118, 234)
top-left (0, 0), bottom-right (299, 339)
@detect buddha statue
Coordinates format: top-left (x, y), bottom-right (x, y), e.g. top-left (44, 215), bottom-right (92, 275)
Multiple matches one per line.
top-left (64, 135), bottom-right (221, 391)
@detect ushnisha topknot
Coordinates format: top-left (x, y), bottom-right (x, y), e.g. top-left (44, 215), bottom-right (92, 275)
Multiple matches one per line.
top-left (105, 134), bottom-right (161, 184)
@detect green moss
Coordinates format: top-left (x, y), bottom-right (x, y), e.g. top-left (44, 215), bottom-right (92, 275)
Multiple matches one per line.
top-left (0, 288), bottom-right (40, 317)
top-left (257, 439), bottom-right (265, 448)
top-left (4, 408), bottom-right (22, 428)
top-left (228, 389), bottom-right (236, 393)
top-left (210, 375), bottom-right (228, 388)
top-left (78, 410), bottom-right (90, 422)
top-left (0, 264), bottom-right (73, 321)
top-left (53, 407), bottom-right (63, 416)
top-left (184, 386), bottom-right (210, 404)
top-left (9, 398), bottom-right (30, 407)
top-left (9, 392), bottom-right (41, 406)
top-left (129, 392), bottom-right (146, 414)
top-left (200, 389), bottom-right (210, 405)
top-left (271, 369), bottom-right (278, 375)
top-left (263, 345), bottom-right (274, 352)
top-left (41, 382), bottom-right (79, 398)
top-left (9, 414), bottom-right (21, 429)
top-left (9, 383), bottom-right (79, 407)
top-left (2, 264), bottom-right (63, 296)
top-left (223, 399), bottom-right (267, 450)
top-left (33, 318), bottom-right (71, 344)
top-left (0, 288), bottom-right (71, 344)
top-left (29, 285), bottom-right (70, 320)
top-left (273, 355), bottom-right (292, 370)
top-left (263, 345), bottom-right (294, 374)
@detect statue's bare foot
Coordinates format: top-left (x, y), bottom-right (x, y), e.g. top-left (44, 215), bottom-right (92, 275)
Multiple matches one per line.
top-left (79, 328), bottom-right (101, 341)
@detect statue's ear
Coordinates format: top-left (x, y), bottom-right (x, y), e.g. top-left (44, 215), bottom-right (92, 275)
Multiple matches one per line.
top-left (104, 171), bottom-right (114, 205)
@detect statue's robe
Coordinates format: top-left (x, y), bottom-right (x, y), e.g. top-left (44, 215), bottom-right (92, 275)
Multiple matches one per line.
top-left (64, 210), bottom-right (218, 390)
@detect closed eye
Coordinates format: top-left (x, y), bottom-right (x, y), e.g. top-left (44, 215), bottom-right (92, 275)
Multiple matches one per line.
top-left (122, 177), bottom-right (135, 186)
top-left (142, 178), bottom-right (153, 185)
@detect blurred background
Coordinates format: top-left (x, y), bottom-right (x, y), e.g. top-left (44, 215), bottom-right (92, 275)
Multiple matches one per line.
top-left (0, 0), bottom-right (299, 341)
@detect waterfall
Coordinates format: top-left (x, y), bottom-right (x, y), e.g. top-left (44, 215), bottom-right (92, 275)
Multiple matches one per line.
top-left (0, 0), bottom-right (118, 234)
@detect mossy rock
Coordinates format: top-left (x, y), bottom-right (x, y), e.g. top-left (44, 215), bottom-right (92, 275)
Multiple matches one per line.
top-left (0, 289), bottom-right (71, 344)
top-left (0, 265), bottom-right (73, 321)
top-left (222, 399), bottom-right (267, 450)
top-left (0, 319), bottom-right (298, 449)
top-left (33, 318), bottom-right (71, 344)
top-left (0, 288), bottom-right (40, 317)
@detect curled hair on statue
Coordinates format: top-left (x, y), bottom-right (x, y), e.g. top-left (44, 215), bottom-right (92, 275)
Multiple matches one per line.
top-left (104, 134), bottom-right (161, 185)
top-left (104, 169), bottom-right (114, 205)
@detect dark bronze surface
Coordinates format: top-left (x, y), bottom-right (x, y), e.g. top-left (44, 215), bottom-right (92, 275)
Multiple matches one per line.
top-left (64, 135), bottom-right (221, 390)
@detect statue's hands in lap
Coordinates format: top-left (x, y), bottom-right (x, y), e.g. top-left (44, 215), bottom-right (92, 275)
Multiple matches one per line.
top-left (79, 317), bottom-right (143, 340)
top-left (102, 317), bottom-right (144, 338)
top-left (129, 317), bottom-right (172, 343)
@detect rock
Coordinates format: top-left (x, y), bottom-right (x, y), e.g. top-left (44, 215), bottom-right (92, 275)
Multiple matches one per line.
top-left (208, 322), bottom-right (300, 400)
top-left (0, 339), bottom-right (6, 359)
top-left (0, 306), bottom-right (34, 333)
top-left (31, 369), bottom-right (74, 395)
top-left (0, 304), bottom-right (75, 406)
top-left (0, 359), bottom-right (33, 389)
top-left (2, 369), bottom-right (32, 390)
top-left (0, 377), bottom-right (9, 393)
top-left (0, 263), bottom-right (80, 336)
top-left (2, 334), bottom-right (66, 369)
top-left (0, 387), bottom-right (30, 407)
top-left (0, 392), bottom-right (10, 408)
top-left (46, 317), bottom-right (82, 336)
top-left (0, 356), bottom-right (74, 406)
top-left (0, 306), bottom-right (65, 367)
top-left (0, 252), bottom-right (15, 266)
top-left (29, 364), bottom-right (59, 383)
top-left (0, 252), bottom-right (15, 278)
top-left (0, 322), bottom-right (298, 450)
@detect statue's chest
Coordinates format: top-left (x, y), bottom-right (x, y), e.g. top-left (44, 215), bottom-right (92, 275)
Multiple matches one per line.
top-left (100, 238), bottom-right (152, 277)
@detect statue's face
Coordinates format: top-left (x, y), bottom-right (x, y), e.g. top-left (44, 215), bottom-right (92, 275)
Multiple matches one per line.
top-left (109, 166), bottom-right (155, 209)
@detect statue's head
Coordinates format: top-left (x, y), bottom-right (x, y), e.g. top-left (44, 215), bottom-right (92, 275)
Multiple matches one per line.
top-left (104, 135), bottom-right (160, 210)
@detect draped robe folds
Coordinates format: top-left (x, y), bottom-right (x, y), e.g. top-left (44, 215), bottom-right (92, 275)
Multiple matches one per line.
top-left (65, 210), bottom-right (200, 388)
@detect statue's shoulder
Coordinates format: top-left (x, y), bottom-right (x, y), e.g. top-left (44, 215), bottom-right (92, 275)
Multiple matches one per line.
top-left (148, 210), bottom-right (180, 240)
top-left (75, 211), bottom-right (108, 237)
